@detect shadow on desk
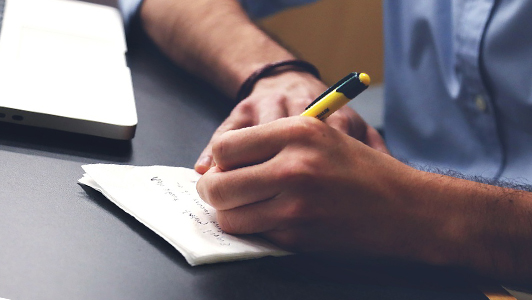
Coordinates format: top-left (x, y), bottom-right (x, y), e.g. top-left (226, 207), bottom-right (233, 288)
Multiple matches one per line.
top-left (0, 121), bottom-right (132, 161)
top-left (85, 183), bottom-right (497, 300)
top-left (81, 181), bottom-right (492, 300)
top-left (0, 20), bottom-right (233, 164)
top-left (189, 254), bottom-right (489, 300)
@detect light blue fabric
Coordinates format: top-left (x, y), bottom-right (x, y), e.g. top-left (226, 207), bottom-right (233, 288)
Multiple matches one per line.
top-left (117, 0), bottom-right (317, 28)
top-left (119, 0), bottom-right (532, 182)
top-left (239, 0), bottom-right (318, 18)
top-left (222, 0), bottom-right (532, 181)
top-left (383, 0), bottom-right (532, 181)
top-left (118, 0), bottom-right (142, 29)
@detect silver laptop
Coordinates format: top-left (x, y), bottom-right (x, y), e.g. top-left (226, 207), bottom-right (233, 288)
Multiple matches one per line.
top-left (0, 0), bottom-right (137, 140)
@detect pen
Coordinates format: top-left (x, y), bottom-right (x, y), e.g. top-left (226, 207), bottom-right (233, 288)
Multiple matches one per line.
top-left (300, 72), bottom-right (370, 121)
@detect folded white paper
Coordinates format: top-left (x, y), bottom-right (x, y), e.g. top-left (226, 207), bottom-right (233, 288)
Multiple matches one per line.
top-left (79, 164), bottom-right (290, 266)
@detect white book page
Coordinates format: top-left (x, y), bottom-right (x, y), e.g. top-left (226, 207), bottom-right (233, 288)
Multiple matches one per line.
top-left (79, 164), bottom-right (290, 266)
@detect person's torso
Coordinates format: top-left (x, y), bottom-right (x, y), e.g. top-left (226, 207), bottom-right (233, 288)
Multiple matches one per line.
top-left (384, 0), bottom-right (532, 181)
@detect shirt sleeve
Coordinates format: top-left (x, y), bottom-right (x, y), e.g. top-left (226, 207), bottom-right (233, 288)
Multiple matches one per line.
top-left (118, 0), bottom-right (143, 30)
top-left (118, 0), bottom-right (318, 29)
top-left (239, 0), bottom-right (318, 19)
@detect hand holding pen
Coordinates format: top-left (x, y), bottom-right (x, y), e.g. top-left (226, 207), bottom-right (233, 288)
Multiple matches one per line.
top-left (195, 71), bottom-right (386, 174)
top-left (197, 72), bottom-right (402, 257)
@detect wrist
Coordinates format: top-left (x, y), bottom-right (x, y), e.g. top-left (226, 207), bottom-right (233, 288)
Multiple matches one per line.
top-left (376, 169), bottom-right (475, 267)
top-left (406, 171), bottom-right (532, 280)
top-left (408, 172), bottom-right (477, 266)
top-left (235, 60), bottom-right (322, 102)
top-left (251, 70), bottom-right (327, 99)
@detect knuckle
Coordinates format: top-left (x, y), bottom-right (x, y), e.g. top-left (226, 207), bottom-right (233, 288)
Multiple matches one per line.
top-left (211, 130), bottom-right (238, 167)
top-left (202, 177), bottom-right (226, 209)
top-left (266, 230), bottom-right (305, 252)
top-left (276, 159), bottom-right (312, 185)
top-left (337, 108), bottom-right (368, 138)
top-left (218, 210), bottom-right (255, 234)
top-left (217, 211), bottom-right (237, 233)
top-left (213, 123), bottom-right (231, 136)
top-left (334, 114), bottom-right (352, 130)
top-left (266, 93), bottom-right (287, 107)
top-left (232, 99), bottom-right (255, 115)
top-left (211, 132), bottom-right (228, 158)
top-left (294, 96), bottom-right (313, 107)
top-left (327, 111), bottom-right (353, 132)
top-left (286, 117), bottom-right (324, 140)
top-left (196, 177), bottom-right (208, 201)
top-left (282, 196), bottom-right (311, 221)
top-left (275, 151), bottom-right (323, 187)
top-left (226, 102), bottom-right (256, 128)
top-left (291, 97), bottom-right (313, 111)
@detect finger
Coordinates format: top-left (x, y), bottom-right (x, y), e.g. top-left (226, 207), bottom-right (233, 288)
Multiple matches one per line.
top-left (364, 126), bottom-right (390, 154)
top-left (325, 106), bottom-right (366, 139)
top-left (286, 96), bottom-right (315, 116)
top-left (195, 149), bottom-right (214, 175)
top-left (212, 117), bottom-right (323, 171)
top-left (257, 94), bottom-right (289, 124)
top-left (197, 163), bottom-right (282, 211)
top-left (195, 102), bottom-right (258, 174)
top-left (215, 194), bottom-right (290, 234)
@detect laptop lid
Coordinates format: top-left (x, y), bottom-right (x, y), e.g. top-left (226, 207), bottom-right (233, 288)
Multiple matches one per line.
top-left (0, 0), bottom-right (137, 140)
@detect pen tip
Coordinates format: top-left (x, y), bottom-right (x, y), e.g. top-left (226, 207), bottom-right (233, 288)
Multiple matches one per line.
top-left (359, 73), bottom-right (371, 86)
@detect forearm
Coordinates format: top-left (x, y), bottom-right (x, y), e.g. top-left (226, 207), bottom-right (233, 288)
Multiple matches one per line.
top-left (196, 116), bottom-right (530, 283)
top-left (140, 0), bottom-right (296, 99)
top-left (412, 171), bottom-right (532, 284)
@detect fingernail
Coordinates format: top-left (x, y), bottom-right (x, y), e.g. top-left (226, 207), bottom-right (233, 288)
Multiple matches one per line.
top-left (195, 156), bottom-right (212, 173)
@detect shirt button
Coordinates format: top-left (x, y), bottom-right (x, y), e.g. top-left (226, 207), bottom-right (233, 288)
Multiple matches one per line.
top-left (475, 95), bottom-right (488, 112)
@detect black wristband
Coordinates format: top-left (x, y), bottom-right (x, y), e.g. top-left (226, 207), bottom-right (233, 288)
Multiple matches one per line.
top-left (235, 59), bottom-right (321, 102)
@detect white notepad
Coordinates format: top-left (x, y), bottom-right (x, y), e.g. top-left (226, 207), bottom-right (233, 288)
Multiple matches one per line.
top-left (79, 164), bottom-right (291, 266)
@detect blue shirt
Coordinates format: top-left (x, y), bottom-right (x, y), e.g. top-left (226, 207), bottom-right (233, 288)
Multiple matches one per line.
top-left (118, 0), bottom-right (313, 28)
top-left (120, 0), bottom-right (532, 182)
top-left (383, 0), bottom-right (532, 181)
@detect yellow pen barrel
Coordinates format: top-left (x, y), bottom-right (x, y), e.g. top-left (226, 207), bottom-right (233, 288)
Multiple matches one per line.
top-left (300, 91), bottom-right (350, 121)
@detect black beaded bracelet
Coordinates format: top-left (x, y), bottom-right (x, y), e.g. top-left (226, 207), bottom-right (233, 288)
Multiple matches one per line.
top-left (235, 59), bottom-right (321, 102)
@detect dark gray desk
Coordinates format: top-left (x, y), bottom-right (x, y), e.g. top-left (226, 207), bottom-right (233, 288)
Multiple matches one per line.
top-left (0, 26), bottom-right (490, 300)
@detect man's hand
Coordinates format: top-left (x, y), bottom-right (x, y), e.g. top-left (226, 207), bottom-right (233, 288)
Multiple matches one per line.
top-left (197, 117), bottom-right (532, 283)
top-left (197, 117), bottom-right (419, 256)
top-left (194, 72), bottom-right (388, 173)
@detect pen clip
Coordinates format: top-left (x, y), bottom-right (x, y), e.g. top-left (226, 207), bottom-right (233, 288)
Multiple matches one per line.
top-left (304, 72), bottom-right (358, 110)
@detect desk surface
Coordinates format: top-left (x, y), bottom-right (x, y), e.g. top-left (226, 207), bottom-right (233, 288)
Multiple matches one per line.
top-left (0, 28), bottom-right (492, 300)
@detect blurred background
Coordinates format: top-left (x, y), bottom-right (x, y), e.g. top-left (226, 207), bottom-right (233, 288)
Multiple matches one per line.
top-left (258, 0), bottom-right (384, 86)
top-left (87, 0), bottom-right (385, 129)
top-left (258, 0), bottom-right (385, 129)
